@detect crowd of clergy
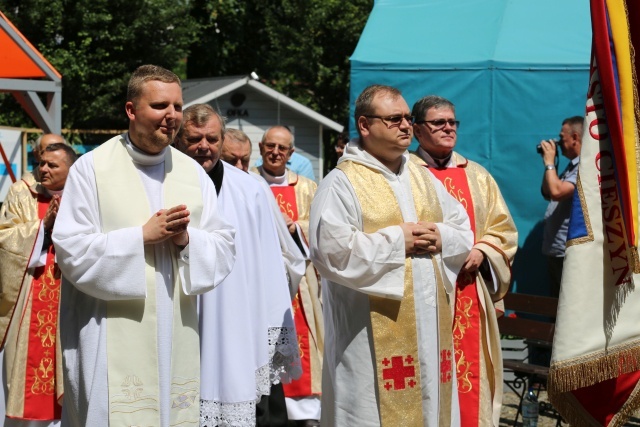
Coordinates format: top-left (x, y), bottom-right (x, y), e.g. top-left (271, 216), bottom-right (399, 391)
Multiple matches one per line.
top-left (0, 65), bottom-right (517, 427)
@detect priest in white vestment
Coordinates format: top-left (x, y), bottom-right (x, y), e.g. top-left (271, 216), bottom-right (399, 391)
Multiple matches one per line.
top-left (52, 66), bottom-right (236, 427)
top-left (175, 105), bottom-right (303, 426)
top-left (309, 85), bottom-right (473, 427)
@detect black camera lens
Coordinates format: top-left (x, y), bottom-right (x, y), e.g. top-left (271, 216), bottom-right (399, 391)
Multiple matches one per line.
top-left (536, 139), bottom-right (556, 154)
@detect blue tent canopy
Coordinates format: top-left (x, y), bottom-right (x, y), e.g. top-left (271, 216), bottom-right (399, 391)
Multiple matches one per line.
top-left (350, 0), bottom-right (592, 294)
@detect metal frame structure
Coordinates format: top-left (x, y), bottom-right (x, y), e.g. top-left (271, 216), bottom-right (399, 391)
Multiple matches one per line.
top-left (0, 11), bottom-right (62, 134)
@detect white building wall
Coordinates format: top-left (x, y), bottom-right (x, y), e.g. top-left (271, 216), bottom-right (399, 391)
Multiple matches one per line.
top-left (208, 87), bottom-right (323, 180)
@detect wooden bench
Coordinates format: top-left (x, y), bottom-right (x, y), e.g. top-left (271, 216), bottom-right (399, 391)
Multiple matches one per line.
top-left (498, 292), bottom-right (562, 426)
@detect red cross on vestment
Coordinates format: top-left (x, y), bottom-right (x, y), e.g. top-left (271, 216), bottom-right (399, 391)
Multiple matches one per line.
top-left (440, 349), bottom-right (452, 383)
top-left (382, 355), bottom-right (416, 391)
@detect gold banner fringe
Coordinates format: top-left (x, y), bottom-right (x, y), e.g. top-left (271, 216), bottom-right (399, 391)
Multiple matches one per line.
top-left (547, 392), bottom-right (598, 427)
top-left (631, 246), bottom-right (640, 274)
top-left (548, 339), bottom-right (640, 393)
top-left (549, 370), bottom-right (640, 427)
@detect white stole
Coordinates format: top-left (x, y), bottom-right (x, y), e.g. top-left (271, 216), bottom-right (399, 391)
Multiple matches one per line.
top-left (93, 136), bottom-right (202, 426)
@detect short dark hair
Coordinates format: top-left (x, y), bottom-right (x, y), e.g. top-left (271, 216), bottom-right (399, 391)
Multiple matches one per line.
top-left (354, 85), bottom-right (402, 121)
top-left (176, 104), bottom-right (226, 146)
top-left (44, 143), bottom-right (78, 166)
top-left (336, 131), bottom-right (349, 145)
top-left (563, 116), bottom-right (584, 138)
top-left (411, 95), bottom-right (456, 122)
top-left (354, 85), bottom-right (403, 137)
top-left (127, 65), bottom-right (181, 103)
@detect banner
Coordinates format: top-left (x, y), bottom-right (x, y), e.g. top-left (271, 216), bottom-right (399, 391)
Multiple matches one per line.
top-left (548, 1), bottom-right (640, 425)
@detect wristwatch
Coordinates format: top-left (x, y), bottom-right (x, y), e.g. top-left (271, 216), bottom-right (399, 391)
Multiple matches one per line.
top-left (545, 165), bottom-right (555, 171)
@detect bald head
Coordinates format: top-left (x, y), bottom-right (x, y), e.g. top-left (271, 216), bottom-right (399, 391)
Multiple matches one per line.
top-left (221, 129), bottom-right (252, 172)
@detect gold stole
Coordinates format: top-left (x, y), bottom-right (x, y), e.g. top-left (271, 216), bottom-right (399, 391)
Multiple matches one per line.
top-left (337, 160), bottom-right (453, 426)
top-left (94, 136), bottom-right (202, 426)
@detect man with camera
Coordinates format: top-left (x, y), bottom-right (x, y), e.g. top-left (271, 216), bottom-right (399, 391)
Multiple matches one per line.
top-left (540, 115), bottom-right (583, 297)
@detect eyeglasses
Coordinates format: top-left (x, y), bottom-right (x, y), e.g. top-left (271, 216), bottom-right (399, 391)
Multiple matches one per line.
top-left (364, 115), bottom-right (414, 128)
top-left (263, 142), bottom-right (292, 152)
top-left (415, 119), bottom-right (460, 130)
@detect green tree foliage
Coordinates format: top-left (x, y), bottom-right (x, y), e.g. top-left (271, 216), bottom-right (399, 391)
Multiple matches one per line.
top-left (0, 0), bottom-right (197, 129)
top-left (187, 0), bottom-right (372, 127)
top-left (0, 0), bottom-right (371, 132)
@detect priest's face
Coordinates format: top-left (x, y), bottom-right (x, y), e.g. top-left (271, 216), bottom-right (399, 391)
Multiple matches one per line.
top-left (413, 107), bottom-right (457, 159)
top-left (259, 127), bottom-right (294, 176)
top-left (126, 80), bottom-right (183, 154)
top-left (358, 93), bottom-right (413, 170)
top-left (179, 116), bottom-right (224, 173)
top-left (39, 149), bottom-right (71, 191)
top-left (221, 138), bottom-right (251, 172)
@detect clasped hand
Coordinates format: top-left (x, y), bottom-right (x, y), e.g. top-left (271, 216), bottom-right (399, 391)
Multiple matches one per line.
top-left (143, 204), bottom-right (190, 246)
top-left (43, 194), bottom-right (61, 231)
top-left (401, 221), bottom-right (441, 256)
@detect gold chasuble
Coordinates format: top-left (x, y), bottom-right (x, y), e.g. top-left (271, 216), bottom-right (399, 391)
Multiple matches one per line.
top-left (337, 160), bottom-right (454, 426)
top-left (0, 182), bottom-right (64, 420)
top-left (412, 152), bottom-right (517, 426)
top-left (93, 137), bottom-right (202, 426)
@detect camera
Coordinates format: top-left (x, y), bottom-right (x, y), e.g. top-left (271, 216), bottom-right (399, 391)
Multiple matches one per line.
top-left (536, 139), bottom-right (557, 154)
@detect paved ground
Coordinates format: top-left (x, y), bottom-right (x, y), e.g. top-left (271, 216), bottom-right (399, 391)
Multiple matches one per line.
top-left (500, 391), bottom-right (562, 427)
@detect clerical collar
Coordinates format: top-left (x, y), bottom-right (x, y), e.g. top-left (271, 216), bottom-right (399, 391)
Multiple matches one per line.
top-left (43, 187), bottom-right (63, 198)
top-left (417, 147), bottom-right (452, 169)
top-left (260, 167), bottom-right (288, 185)
top-left (208, 160), bottom-right (224, 195)
top-left (124, 133), bottom-right (167, 166)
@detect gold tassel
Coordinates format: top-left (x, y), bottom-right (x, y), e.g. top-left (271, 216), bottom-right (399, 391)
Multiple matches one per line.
top-left (549, 340), bottom-right (640, 392)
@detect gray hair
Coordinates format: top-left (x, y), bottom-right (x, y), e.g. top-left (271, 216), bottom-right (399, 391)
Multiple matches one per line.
top-left (177, 104), bottom-right (226, 144)
top-left (261, 126), bottom-right (294, 147)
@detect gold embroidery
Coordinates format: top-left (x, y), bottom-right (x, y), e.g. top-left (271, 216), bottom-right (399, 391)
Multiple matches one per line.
top-left (453, 295), bottom-right (473, 340)
top-left (442, 177), bottom-right (468, 210)
top-left (30, 263), bottom-right (61, 395)
top-left (31, 357), bottom-right (55, 395)
top-left (455, 349), bottom-right (473, 393)
top-left (453, 290), bottom-right (474, 393)
top-left (275, 193), bottom-right (295, 218)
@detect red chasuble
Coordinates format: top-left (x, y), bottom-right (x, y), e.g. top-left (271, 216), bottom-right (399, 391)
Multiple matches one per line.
top-left (270, 186), bottom-right (313, 396)
top-left (429, 167), bottom-right (481, 427)
top-left (16, 195), bottom-right (62, 420)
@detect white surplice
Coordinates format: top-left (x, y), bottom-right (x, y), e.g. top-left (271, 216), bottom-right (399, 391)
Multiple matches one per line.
top-left (199, 162), bottom-right (301, 426)
top-left (309, 144), bottom-right (473, 427)
top-left (52, 138), bottom-right (235, 427)
top-left (248, 171), bottom-right (306, 299)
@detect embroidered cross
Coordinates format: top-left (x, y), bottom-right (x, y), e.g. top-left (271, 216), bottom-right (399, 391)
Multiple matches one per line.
top-left (440, 350), bottom-right (452, 383)
top-left (382, 355), bottom-right (416, 391)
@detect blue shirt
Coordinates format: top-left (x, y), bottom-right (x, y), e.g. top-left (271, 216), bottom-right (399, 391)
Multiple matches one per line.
top-left (542, 157), bottom-right (580, 257)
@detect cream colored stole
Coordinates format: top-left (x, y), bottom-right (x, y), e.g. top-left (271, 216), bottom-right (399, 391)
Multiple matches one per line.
top-left (94, 136), bottom-right (202, 426)
top-left (337, 160), bottom-right (453, 426)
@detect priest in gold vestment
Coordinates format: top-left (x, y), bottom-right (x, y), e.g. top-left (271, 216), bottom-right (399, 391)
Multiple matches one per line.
top-left (412, 95), bottom-right (517, 426)
top-left (310, 85), bottom-right (473, 426)
top-left (252, 126), bottom-right (323, 425)
top-left (0, 143), bottom-right (77, 427)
